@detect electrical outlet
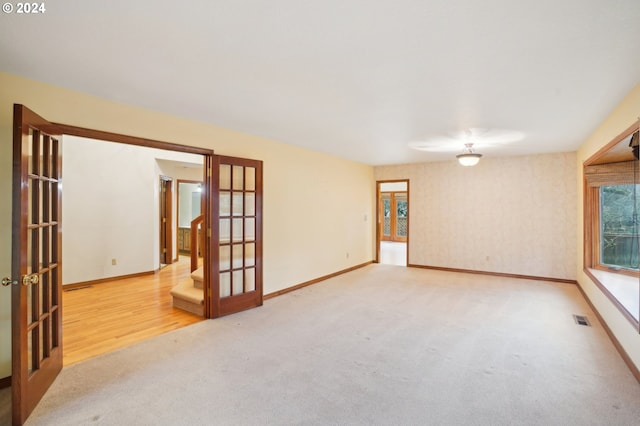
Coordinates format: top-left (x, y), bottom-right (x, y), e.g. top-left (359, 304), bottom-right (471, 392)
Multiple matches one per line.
top-left (346, 252), bottom-right (350, 258)
top-left (112, 258), bottom-right (117, 266)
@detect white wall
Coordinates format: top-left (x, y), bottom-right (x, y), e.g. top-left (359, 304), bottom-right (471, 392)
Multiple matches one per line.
top-left (62, 136), bottom-right (203, 284)
top-left (375, 152), bottom-right (577, 280)
top-left (0, 72), bottom-right (375, 379)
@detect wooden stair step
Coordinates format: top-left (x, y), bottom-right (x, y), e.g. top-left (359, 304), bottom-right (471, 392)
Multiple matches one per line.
top-left (170, 281), bottom-right (204, 316)
top-left (191, 266), bottom-right (204, 289)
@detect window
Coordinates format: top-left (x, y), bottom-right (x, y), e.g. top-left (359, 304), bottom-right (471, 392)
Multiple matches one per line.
top-left (584, 123), bottom-right (639, 329)
top-left (600, 184), bottom-right (639, 271)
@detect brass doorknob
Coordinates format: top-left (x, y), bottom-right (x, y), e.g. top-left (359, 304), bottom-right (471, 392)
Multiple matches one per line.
top-left (22, 274), bottom-right (39, 286)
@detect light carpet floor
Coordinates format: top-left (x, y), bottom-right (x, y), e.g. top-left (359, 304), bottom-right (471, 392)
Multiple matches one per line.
top-left (6, 264), bottom-right (640, 425)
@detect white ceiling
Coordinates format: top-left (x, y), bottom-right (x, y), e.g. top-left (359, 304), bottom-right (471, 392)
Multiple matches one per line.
top-left (1, 0), bottom-right (639, 165)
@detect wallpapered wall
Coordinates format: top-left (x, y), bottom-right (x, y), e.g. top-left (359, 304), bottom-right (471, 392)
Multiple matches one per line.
top-left (375, 152), bottom-right (577, 280)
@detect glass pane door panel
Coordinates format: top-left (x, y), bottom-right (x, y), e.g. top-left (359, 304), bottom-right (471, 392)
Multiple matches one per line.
top-left (232, 218), bottom-right (243, 242)
top-left (220, 245), bottom-right (230, 270)
top-left (232, 166), bottom-right (244, 190)
top-left (45, 138), bottom-right (52, 178)
top-left (232, 270), bottom-right (244, 295)
top-left (38, 270), bottom-right (43, 317)
top-left (27, 281), bottom-right (32, 324)
top-left (220, 164), bottom-right (231, 190)
top-left (245, 268), bottom-right (255, 292)
top-left (245, 243), bottom-right (255, 267)
top-left (232, 193), bottom-right (243, 216)
top-left (52, 309), bottom-right (59, 346)
top-left (40, 228), bottom-right (46, 267)
top-left (51, 265), bottom-right (58, 305)
top-left (27, 229), bottom-right (33, 275)
top-left (245, 193), bottom-right (255, 216)
top-left (37, 133), bottom-right (43, 176)
top-left (245, 218), bottom-right (255, 241)
top-left (52, 183), bottom-right (59, 220)
top-left (220, 272), bottom-right (231, 298)
top-left (27, 330), bottom-right (33, 374)
top-left (219, 192), bottom-right (231, 216)
top-left (28, 128), bottom-right (34, 175)
top-left (382, 198), bottom-right (391, 237)
top-left (43, 182), bottom-right (50, 223)
top-left (39, 322), bottom-right (45, 361)
top-left (27, 179), bottom-right (33, 224)
top-left (232, 244), bottom-right (243, 269)
top-left (245, 167), bottom-right (255, 191)
top-left (396, 199), bottom-right (408, 238)
top-left (220, 219), bottom-right (231, 243)
top-left (37, 180), bottom-right (44, 224)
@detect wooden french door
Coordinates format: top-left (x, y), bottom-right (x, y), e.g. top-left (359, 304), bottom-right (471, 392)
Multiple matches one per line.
top-left (210, 155), bottom-right (263, 317)
top-left (380, 191), bottom-right (408, 242)
top-left (11, 105), bottom-right (63, 425)
top-left (159, 176), bottom-right (173, 264)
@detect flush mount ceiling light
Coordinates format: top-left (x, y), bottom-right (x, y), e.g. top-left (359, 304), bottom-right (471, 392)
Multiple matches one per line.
top-left (408, 128), bottom-right (524, 166)
top-left (456, 143), bottom-right (482, 166)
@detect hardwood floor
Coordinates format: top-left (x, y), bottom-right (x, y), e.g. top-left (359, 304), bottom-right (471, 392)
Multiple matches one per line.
top-left (62, 256), bottom-right (203, 366)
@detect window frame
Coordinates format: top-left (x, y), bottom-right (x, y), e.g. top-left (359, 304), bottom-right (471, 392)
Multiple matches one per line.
top-left (583, 119), bottom-right (639, 329)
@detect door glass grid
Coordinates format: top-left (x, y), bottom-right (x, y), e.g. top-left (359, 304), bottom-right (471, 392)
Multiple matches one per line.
top-left (219, 164), bottom-right (257, 298)
top-left (25, 128), bottom-right (60, 374)
top-left (381, 191), bottom-right (407, 242)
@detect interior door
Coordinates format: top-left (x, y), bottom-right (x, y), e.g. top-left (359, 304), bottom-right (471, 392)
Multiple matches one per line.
top-left (11, 104), bottom-right (63, 424)
top-left (159, 176), bottom-right (173, 264)
top-left (210, 155), bottom-right (263, 317)
top-left (380, 192), bottom-right (408, 243)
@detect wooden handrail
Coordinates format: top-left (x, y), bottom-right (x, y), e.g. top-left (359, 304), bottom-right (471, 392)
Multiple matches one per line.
top-left (190, 214), bottom-right (204, 272)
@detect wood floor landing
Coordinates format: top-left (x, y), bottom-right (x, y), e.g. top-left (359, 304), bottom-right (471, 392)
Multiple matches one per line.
top-left (62, 256), bottom-right (203, 366)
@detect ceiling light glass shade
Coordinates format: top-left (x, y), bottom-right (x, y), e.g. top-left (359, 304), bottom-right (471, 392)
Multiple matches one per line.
top-left (456, 152), bottom-right (482, 166)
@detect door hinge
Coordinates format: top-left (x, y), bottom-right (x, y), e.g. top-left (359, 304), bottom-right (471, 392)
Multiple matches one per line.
top-left (162, 248), bottom-right (167, 253)
top-left (207, 167), bottom-right (212, 177)
top-left (208, 228), bottom-right (211, 238)
top-left (162, 217), bottom-right (166, 223)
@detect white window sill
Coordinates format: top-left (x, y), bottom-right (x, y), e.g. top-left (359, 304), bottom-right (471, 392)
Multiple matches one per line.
top-left (588, 268), bottom-right (639, 322)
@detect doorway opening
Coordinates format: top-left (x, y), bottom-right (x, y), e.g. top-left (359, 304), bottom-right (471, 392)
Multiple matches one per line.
top-left (376, 180), bottom-right (409, 266)
top-left (61, 135), bottom-right (208, 365)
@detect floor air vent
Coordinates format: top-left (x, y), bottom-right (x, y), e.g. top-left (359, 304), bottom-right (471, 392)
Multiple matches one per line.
top-left (573, 314), bottom-right (591, 327)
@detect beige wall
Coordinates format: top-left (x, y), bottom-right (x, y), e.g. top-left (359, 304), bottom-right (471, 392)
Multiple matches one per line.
top-left (375, 152), bottom-right (577, 280)
top-left (576, 82), bottom-right (640, 372)
top-left (0, 72), bottom-right (376, 378)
